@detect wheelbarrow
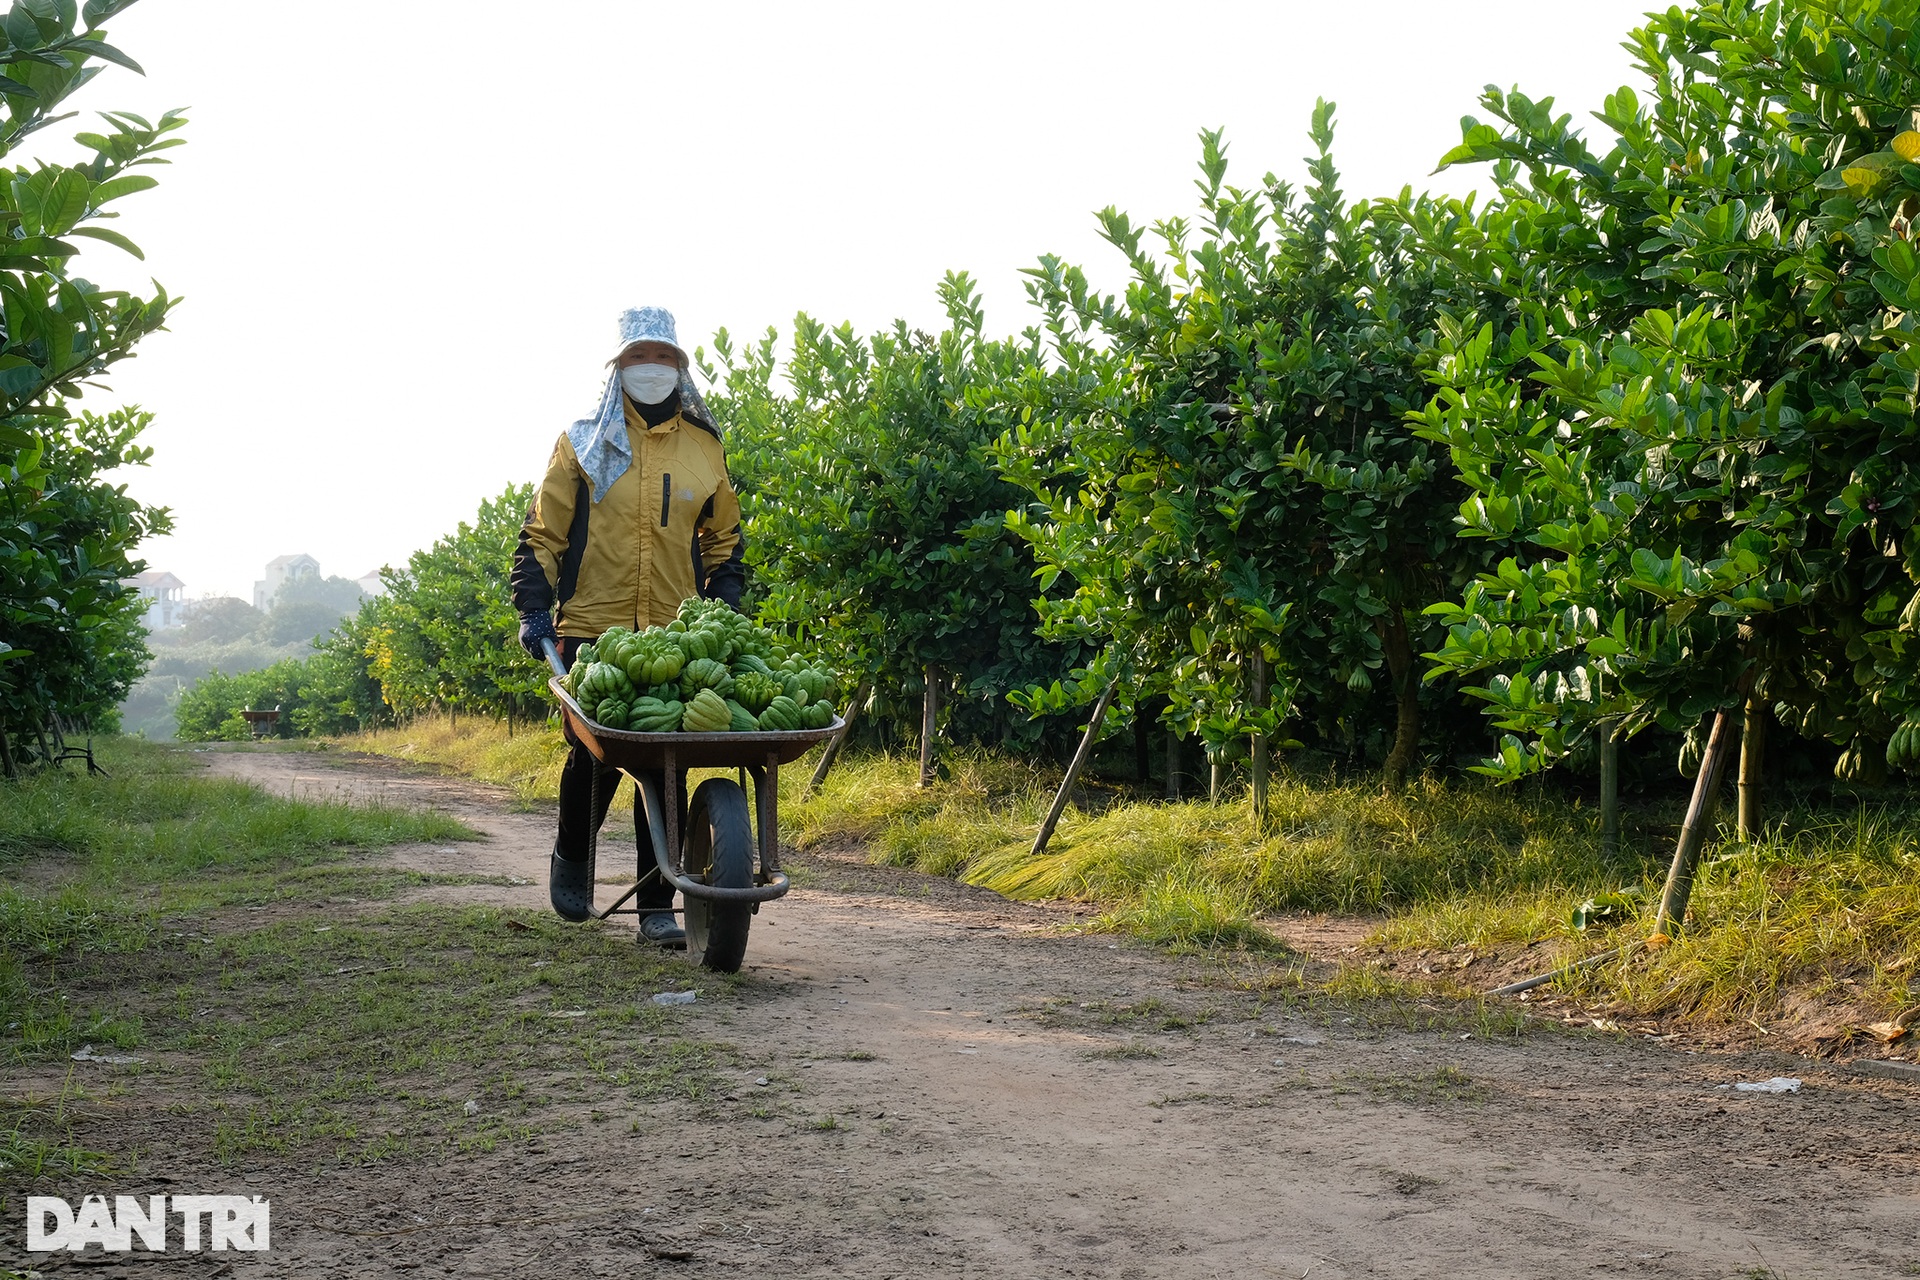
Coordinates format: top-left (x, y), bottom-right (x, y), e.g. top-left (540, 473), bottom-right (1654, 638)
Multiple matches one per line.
top-left (542, 640), bottom-right (842, 971)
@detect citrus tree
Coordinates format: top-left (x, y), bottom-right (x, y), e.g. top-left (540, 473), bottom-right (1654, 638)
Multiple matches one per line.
top-left (0, 0), bottom-right (182, 773)
top-left (361, 483), bottom-right (546, 724)
top-left (724, 274), bottom-right (1090, 760)
top-left (998, 112), bottom-right (1487, 788)
top-left (1413, 0), bottom-right (1920, 822)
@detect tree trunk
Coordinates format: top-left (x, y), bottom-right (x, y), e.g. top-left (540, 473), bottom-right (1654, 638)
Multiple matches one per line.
top-left (1032, 680), bottom-right (1119, 858)
top-left (0, 727), bottom-right (15, 779)
top-left (1380, 607), bottom-right (1419, 791)
top-left (1599, 719), bottom-right (1620, 858)
top-left (809, 680), bottom-right (871, 795)
top-left (1250, 651), bottom-right (1270, 826)
top-left (1165, 726), bottom-right (1181, 801)
top-left (1738, 691), bottom-right (1769, 840)
top-left (1134, 709), bottom-right (1150, 785)
top-left (919, 665), bottom-right (940, 788)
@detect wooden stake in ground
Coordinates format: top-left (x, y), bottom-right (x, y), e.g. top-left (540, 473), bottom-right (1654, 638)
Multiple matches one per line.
top-left (1165, 725), bottom-right (1181, 801)
top-left (1249, 651), bottom-right (1270, 826)
top-left (1738, 691), bottom-right (1768, 839)
top-left (807, 679), bottom-right (871, 795)
top-left (1652, 702), bottom-right (1743, 937)
top-left (1599, 719), bottom-right (1620, 858)
top-left (1031, 679), bottom-right (1118, 859)
top-left (1133, 711), bottom-right (1150, 784)
top-left (919, 664), bottom-right (940, 788)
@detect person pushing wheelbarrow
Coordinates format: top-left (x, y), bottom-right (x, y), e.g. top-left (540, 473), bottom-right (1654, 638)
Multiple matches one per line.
top-left (510, 306), bottom-right (746, 946)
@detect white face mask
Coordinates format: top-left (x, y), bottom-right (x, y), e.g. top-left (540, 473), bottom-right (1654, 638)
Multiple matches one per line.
top-left (620, 362), bottom-right (680, 405)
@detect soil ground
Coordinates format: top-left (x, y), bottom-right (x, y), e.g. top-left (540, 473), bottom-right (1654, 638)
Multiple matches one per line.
top-left (8, 746), bottom-right (1919, 1279)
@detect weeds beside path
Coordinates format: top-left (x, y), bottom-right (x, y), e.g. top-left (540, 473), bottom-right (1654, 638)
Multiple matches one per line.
top-left (3, 741), bottom-right (1918, 1276)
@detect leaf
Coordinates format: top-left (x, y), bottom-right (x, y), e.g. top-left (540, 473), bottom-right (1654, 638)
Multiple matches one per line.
top-left (1843, 166), bottom-right (1887, 197)
top-left (1894, 131), bottom-right (1920, 163)
top-left (38, 169), bottom-right (89, 234)
top-left (66, 224), bottom-right (141, 257)
top-left (65, 38), bottom-right (142, 74)
top-left (88, 171), bottom-right (155, 204)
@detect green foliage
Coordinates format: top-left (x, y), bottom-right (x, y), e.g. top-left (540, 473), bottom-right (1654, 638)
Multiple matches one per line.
top-left (0, 2), bottom-right (180, 770)
top-left (124, 584), bottom-right (376, 739)
top-left (361, 483), bottom-right (546, 723)
top-left (1412, 1), bottom-right (1920, 779)
top-left (995, 112), bottom-right (1483, 783)
top-left (173, 486), bottom-right (547, 738)
top-left (704, 274), bottom-right (1090, 753)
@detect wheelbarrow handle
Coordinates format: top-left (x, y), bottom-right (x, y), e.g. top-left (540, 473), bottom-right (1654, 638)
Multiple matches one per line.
top-left (541, 637), bottom-right (568, 679)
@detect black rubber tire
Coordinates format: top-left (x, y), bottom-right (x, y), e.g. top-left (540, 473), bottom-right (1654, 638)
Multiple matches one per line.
top-left (683, 778), bottom-right (754, 973)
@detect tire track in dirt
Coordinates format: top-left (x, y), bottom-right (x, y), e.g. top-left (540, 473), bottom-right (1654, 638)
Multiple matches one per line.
top-left (38, 746), bottom-right (1914, 1278)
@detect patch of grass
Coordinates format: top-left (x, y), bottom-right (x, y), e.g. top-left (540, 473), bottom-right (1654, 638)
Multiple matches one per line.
top-left (1, 738), bottom-right (483, 1065)
top-left (784, 753), bottom-right (1632, 954)
top-left (341, 715), bottom-right (570, 804)
top-left (1084, 1041), bottom-right (1161, 1061)
top-left (1, 1080), bottom-right (118, 1184)
top-left (0, 737), bottom-right (476, 886)
top-left (1341, 1065), bottom-right (1485, 1105)
top-left (1093, 867), bottom-right (1278, 951)
top-left (782, 750), bottom-right (1047, 856)
top-left (1571, 813), bottom-right (1920, 1023)
top-left (7, 903), bottom-right (739, 1172)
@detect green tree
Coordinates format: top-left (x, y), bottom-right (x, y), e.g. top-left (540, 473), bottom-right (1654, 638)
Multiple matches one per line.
top-left (726, 275), bottom-right (1089, 757)
top-left (0, 0), bottom-right (183, 772)
top-left (1413, 0), bottom-right (1920, 812)
top-left (998, 115), bottom-right (1486, 788)
top-left (366, 483), bottom-right (546, 724)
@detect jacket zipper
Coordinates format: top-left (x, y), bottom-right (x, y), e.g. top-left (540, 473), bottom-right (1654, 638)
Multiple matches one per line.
top-left (661, 472), bottom-right (672, 527)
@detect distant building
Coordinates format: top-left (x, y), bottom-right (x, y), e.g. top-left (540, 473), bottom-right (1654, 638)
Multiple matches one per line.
top-left (355, 568), bottom-right (387, 598)
top-left (253, 554), bottom-right (320, 611)
top-left (125, 571), bottom-right (186, 630)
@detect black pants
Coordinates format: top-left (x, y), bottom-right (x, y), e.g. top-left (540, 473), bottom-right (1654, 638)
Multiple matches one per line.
top-left (555, 636), bottom-right (675, 913)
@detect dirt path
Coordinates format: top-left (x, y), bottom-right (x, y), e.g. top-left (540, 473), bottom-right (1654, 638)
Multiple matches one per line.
top-left (30, 748), bottom-right (1920, 1278)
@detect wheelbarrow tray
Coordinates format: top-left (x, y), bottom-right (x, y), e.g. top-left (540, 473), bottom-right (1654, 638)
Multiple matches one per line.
top-left (549, 677), bottom-right (843, 770)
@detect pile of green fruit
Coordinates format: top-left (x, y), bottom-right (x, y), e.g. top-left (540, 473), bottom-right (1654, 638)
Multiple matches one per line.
top-left (559, 598), bottom-right (839, 733)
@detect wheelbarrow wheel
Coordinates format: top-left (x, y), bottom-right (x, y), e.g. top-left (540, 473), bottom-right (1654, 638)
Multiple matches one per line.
top-left (683, 777), bottom-right (754, 973)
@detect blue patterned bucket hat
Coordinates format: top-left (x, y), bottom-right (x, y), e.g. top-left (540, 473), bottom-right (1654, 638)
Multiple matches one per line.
top-left (566, 306), bottom-right (721, 503)
top-left (615, 306), bottom-right (686, 363)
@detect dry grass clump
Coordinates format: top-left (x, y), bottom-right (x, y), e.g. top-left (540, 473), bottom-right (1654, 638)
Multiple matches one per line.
top-left (342, 716), bottom-right (568, 804)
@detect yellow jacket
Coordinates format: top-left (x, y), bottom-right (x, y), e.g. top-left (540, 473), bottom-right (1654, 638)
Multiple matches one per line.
top-left (511, 400), bottom-right (743, 638)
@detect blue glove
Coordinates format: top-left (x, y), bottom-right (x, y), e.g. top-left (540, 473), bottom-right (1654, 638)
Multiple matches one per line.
top-left (518, 609), bottom-right (557, 660)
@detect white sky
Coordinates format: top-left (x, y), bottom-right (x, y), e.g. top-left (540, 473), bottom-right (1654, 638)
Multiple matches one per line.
top-left (77, 1), bottom-right (1656, 601)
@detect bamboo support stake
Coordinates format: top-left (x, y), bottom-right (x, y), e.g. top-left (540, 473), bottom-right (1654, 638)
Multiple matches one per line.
top-left (807, 679), bottom-right (871, 795)
top-left (1737, 691), bottom-right (1768, 840)
top-left (1031, 679), bottom-right (1119, 859)
top-left (1250, 651), bottom-right (1270, 826)
top-left (1599, 719), bottom-right (1620, 858)
top-left (919, 664), bottom-right (940, 788)
top-left (1652, 702), bottom-right (1742, 937)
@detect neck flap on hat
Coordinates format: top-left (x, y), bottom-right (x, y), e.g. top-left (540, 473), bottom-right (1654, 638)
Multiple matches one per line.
top-left (565, 365), bottom-right (722, 506)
